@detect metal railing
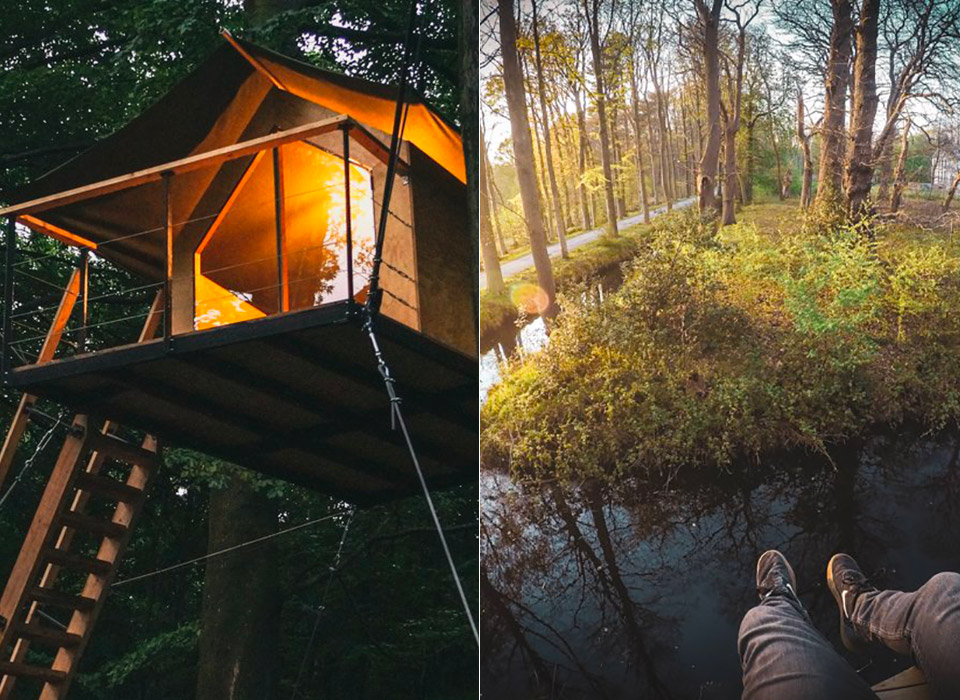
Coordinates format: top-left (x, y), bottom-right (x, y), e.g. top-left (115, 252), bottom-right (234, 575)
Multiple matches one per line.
top-left (1, 134), bottom-right (417, 375)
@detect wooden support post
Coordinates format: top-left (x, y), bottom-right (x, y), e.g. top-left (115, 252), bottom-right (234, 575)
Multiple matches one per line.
top-left (77, 249), bottom-right (89, 353)
top-left (0, 269), bottom-right (81, 492)
top-left (3, 217), bottom-right (15, 379)
top-left (343, 126), bottom-right (354, 302)
top-left (162, 173), bottom-right (173, 343)
top-left (272, 147), bottom-right (289, 313)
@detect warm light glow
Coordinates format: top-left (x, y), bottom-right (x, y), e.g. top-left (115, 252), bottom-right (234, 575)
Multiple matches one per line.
top-left (194, 274), bottom-right (265, 329)
top-left (18, 215), bottom-right (98, 250)
top-left (193, 141), bottom-right (375, 329)
top-left (510, 283), bottom-right (550, 315)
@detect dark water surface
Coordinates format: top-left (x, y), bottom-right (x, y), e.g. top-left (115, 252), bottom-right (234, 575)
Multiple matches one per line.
top-left (481, 434), bottom-right (960, 698)
top-left (480, 263), bottom-right (960, 698)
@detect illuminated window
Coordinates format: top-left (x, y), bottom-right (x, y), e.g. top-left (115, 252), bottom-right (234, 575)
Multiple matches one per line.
top-left (194, 142), bottom-right (375, 329)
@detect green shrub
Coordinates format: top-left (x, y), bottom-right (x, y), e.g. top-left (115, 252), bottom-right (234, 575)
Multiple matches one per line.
top-left (482, 210), bottom-right (960, 483)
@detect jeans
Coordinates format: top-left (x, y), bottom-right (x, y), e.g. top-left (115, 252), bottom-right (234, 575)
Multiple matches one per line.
top-left (738, 572), bottom-right (960, 700)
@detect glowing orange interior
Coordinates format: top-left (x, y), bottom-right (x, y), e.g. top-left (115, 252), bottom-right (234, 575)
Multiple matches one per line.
top-left (193, 142), bottom-right (375, 330)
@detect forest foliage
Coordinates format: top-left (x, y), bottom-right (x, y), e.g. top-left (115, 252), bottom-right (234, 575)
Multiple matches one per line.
top-left (482, 205), bottom-right (960, 483)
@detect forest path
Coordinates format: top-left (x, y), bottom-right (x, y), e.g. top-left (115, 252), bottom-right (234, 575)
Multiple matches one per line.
top-left (480, 196), bottom-right (696, 289)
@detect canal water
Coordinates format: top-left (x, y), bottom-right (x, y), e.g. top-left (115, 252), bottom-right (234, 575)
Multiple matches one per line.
top-left (481, 432), bottom-right (960, 699)
top-left (480, 266), bottom-right (960, 698)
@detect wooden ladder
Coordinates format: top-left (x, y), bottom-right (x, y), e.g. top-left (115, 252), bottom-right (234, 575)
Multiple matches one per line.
top-left (0, 418), bottom-right (160, 699)
top-left (0, 276), bottom-right (164, 699)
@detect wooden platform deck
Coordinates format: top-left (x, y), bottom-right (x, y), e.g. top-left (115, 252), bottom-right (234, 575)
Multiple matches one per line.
top-left (872, 667), bottom-right (928, 699)
top-left (6, 302), bottom-right (476, 505)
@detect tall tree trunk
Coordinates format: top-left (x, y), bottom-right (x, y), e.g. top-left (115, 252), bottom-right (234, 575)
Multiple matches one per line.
top-left (550, 98), bottom-right (577, 230)
top-left (583, 0), bottom-right (619, 236)
top-left (531, 0), bottom-right (569, 256)
top-left (574, 88), bottom-right (593, 230)
top-left (525, 55), bottom-right (554, 242)
top-left (646, 101), bottom-right (661, 203)
top-left (484, 150), bottom-right (508, 254)
top-left (721, 120), bottom-right (737, 225)
top-left (744, 108), bottom-right (756, 205)
top-left (719, 20), bottom-right (748, 227)
top-left (611, 110), bottom-right (628, 217)
top-left (815, 0), bottom-right (854, 209)
top-left (890, 118), bottom-right (911, 214)
top-left (630, 65), bottom-right (651, 223)
top-left (197, 473), bottom-right (280, 700)
top-left (680, 97), bottom-right (694, 198)
top-left (480, 139), bottom-right (505, 293)
top-left (498, 0), bottom-right (557, 315)
top-left (797, 89), bottom-right (813, 210)
top-left (767, 90), bottom-right (784, 201)
top-left (650, 68), bottom-right (674, 210)
top-left (843, 0), bottom-right (880, 221)
top-left (695, 0), bottom-right (723, 214)
top-left (875, 128), bottom-right (896, 202)
top-left (461, 0), bottom-right (479, 327)
top-left (943, 171), bottom-right (960, 213)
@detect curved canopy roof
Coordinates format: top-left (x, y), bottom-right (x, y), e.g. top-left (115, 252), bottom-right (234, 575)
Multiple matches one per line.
top-left (7, 32), bottom-right (464, 209)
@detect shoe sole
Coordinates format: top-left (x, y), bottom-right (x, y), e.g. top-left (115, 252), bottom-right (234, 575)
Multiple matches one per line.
top-left (826, 553), bottom-right (872, 655)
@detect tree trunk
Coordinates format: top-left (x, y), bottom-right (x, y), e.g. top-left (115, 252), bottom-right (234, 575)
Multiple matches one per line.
top-left (815, 0), bottom-right (854, 209)
top-left (744, 109), bottom-right (756, 205)
top-left (630, 65), bottom-right (651, 223)
top-left (843, 0), bottom-right (880, 221)
top-left (525, 56), bottom-right (554, 243)
top-left (646, 100), bottom-right (661, 203)
top-left (498, 0), bottom-right (557, 315)
top-left (695, 0), bottom-right (723, 214)
top-left (875, 127), bottom-right (896, 203)
top-left (485, 152), bottom-right (508, 255)
top-left (531, 0), bottom-right (568, 257)
top-left (890, 118), bottom-right (911, 214)
top-left (797, 89), bottom-right (813, 210)
top-left (767, 90), bottom-right (784, 201)
top-left (650, 68), bottom-right (674, 210)
top-left (943, 171), bottom-right (960, 213)
top-left (574, 88), bottom-right (593, 231)
top-left (680, 97), bottom-right (694, 198)
top-left (583, 0), bottom-right (619, 237)
top-left (721, 121), bottom-right (737, 225)
top-left (460, 0), bottom-right (479, 327)
top-left (480, 139), bottom-right (505, 294)
top-left (196, 473), bottom-right (280, 700)
top-left (610, 110), bottom-right (628, 217)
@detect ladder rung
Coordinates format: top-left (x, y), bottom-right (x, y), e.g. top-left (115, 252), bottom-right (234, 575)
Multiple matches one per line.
top-left (15, 622), bottom-right (82, 649)
top-left (86, 431), bottom-right (158, 468)
top-left (59, 511), bottom-right (127, 539)
top-left (43, 549), bottom-right (112, 576)
top-left (75, 471), bottom-right (143, 503)
top-left (30, 587), bottom-right (96, 612)
top-left (0, 660), bottom-right (67, 683)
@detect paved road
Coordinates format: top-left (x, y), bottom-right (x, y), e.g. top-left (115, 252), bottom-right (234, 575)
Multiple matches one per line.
top-left (480, 196), bottom-right (697, 289)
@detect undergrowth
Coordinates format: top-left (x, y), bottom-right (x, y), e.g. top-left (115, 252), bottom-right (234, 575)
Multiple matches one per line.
top-left (481, 208), bottom-right (960, 483)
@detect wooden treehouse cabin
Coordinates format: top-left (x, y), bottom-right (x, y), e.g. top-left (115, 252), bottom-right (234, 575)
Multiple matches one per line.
top-left (0, 34), bottom-right (475, 698)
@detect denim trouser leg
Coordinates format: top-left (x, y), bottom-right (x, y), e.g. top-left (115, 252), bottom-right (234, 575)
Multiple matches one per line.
top-left (852, 572), bottom-right (960, 700)
top-left (738, 595), bottom-right (877, 700)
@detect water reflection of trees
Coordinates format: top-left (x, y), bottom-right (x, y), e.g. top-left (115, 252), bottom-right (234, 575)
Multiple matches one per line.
top-left (481, 431), bottom-right (960, 699)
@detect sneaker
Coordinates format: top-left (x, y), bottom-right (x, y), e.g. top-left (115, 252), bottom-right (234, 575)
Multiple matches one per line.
top-left (756, 550), bottom-right (799, 603)
top-left (826, 553), bottom-right (877, 654)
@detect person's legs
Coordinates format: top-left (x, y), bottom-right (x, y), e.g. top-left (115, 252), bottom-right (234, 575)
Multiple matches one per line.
top-left (829, 555), bottom-right (960, 700)
top-left (739, 551), bottom-right (877, 700)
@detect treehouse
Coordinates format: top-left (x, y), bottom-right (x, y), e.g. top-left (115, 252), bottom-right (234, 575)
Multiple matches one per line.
top-left (0, 34), bottom-right (476, 506)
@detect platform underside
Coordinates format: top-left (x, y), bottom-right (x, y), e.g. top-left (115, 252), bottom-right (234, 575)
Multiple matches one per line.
top-left (7, 302), bottom-right (477, 505)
